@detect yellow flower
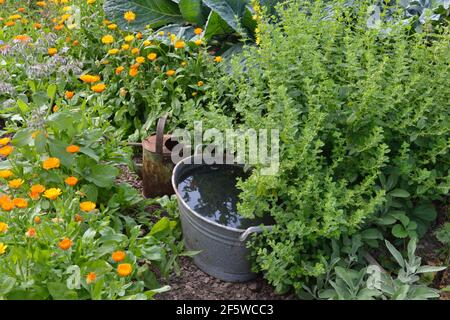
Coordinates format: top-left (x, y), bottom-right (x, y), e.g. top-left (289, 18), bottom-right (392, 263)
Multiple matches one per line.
top-left (101, 35), bottom-right (114, 44)
top-left (91, 83), bottom-right (106, 93)
top-left (121, 44), bottom-right (130, 50)
top-left (79, 74), bottom-right (100, 83)
top-left (0, 243), bottom-right (7, 255)
top-left (147, 53), bottom-right (157, 61)
top-left (131, 48), bottom-right (139, 55)
top-left (124, 11), bottom-right (136, 23)
top-left (214, 56), bottom-right (222, 63)
top-left (136, 56), bottom-right (145, 64)
top-left (143, 40), bottom-right (152, 46)
top-left (8, 179), bottom-right (24, 189)
top-left (36, 1), bottom-right (46, 7)
top-left (107, 23), bottom-right (117, 30)
top-left (0, 222), bottom-right (8, 233)
top-left (87, 0), bottom-right (96, 4)
top-left (0, 170), bottom-right (13, 179)
top-left (42, 157), bottom-right (60, 170)
top-left (174, 40), bottom-right (185, 49)
top-left (124, 35), bottom-right (134, 42)
top-left (80, 201), bottom-right (96, 212)
top-left (194, 27), bottom-right (203, 35)
top-left (43, 188), bottom-right (62, 200)
top-left (197, 81), bottom-right (204, 87)
top-left (108, 48), bottom-right (119, 55)
top-left (194, 39), bottom-right (203, 46)
top-left (117, 263), bottom-right (133, 277)
top-left (48, 48), bottom-right (58, 56)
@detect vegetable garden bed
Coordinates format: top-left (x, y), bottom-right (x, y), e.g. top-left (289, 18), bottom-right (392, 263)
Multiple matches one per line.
top-left (0, 0), bottom-right (448, 301)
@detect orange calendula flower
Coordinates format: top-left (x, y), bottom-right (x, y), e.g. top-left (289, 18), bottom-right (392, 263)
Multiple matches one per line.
top-left (74, 214), bottom-right (84, 222)
top-left (0, 170), bottom-right (13, 179)
top-left (42, 157), bottom-right (60, 170)
top-left (166, 69), bottom-right (176, 77)
top-left (13, 198), bottom-right (28, 208)
top-left (0, 137), bottom-right (11, 146)
top-left (8, 179), bottom-right (24, 189)
top-left (48, 48), bottom-right (58, 56)
top-left (65, 176), bottom-right (78, 186)
top-left (36, 1), bottom-right (46, 7)
top-left (91, 83), bottom-right (106, 93)
top-left (86, 272), bottom-right (96, 284)
top-left (43, 188), bottom-right (62, 200)
top-left (59, 238), bottom-right (72, 250)
top-left (72, 40), bottom-right (79, 46)
top-left (124, 11), bottom-right (136, 22)
top-left (131, 48), bottom-right (139, 55)
top-left (112, 251), bottom-right (126, 262)
top-left (80, 201), bottom-right (96, 212)
top-left (31, 184), bottom-right (45, 194)
top-left (0, 222), bottom-right (8, 233)
top-left (0, 145), bottom-right (13, 157)
top-left (174, 40), bottom-right (185, 49)
top-left (25, 227), bottom-right (36, 238)
top-left (65, 91), bottom-right (75, 99)
top-left (117, 263), bottom-right (133, 277)
top-left (79, 74), bottom-right (100, 83)
top-left (1, 201), bottom-right (14, 211)
top-left (66, 145), bottom-right (80, 153)
top-left (115, 66), bottom-right (124, 75)
top-left (197, 81), bottom-right (204, 87)
top-left (136, 56), bottom-right (145, 64)
top-left (34, 23), bottom-right (42, 29)
top-left (194, 27), bottom-right (203, 35)
top-left (129, 67), bottom-right (139, 77)
top-left (34, 216), bottom-right (41, 224)
top-left (147, 53), bottom-right (157, 61)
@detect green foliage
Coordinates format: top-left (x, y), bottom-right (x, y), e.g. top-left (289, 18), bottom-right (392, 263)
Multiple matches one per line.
top-left (103, 0), bottom-right (264, 41)
top-left (314, 238), bottom-right (445, 300)
top-left (184, 0), bottom-right (449, 295)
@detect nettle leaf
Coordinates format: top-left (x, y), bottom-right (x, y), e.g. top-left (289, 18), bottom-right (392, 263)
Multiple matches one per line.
top-left (104, 0), bottom-right (184, 32)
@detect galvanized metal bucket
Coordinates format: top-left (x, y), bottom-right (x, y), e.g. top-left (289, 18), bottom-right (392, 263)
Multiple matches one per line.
top-left (172, 153), bottom-right (273, 282)
top-left (142, 115), bottom-right (180, 198)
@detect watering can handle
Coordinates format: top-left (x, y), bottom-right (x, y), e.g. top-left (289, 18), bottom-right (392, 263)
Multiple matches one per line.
top-left (155, 114), bottom-right (168, 155)
top-left (239, 225), bottom-right (274, 242)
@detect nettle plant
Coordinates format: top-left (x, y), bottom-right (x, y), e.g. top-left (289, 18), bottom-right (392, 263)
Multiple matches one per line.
top-left (198, 0), bottom-right (449, 295)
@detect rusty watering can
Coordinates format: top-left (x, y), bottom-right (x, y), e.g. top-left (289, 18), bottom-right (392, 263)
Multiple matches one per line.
top-left (142, 114), bottom-right (181, 198)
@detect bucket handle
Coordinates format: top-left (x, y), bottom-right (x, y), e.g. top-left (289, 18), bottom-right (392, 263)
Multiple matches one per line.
top-left (155, 114), bottom-right (168, 155)
top-left (239, 225), bottom-right (274, 242)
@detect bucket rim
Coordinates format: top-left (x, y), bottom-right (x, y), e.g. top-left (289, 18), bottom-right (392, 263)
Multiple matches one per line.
top-left (172, 155), bottom-right (264, 233)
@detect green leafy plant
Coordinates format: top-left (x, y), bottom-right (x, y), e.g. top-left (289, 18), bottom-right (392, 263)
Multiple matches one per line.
top-left (103, 0), bottom-right (272, 42)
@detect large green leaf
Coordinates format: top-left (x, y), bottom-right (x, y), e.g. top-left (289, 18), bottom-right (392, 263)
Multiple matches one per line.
top-left (179, 0), bottom-right (209, 25)
top-left (85, 164), bottom-right (119, 188)
top-left (104, 0), bottom-right (184, 31)
top-left (204, 11), bottom-right (233, 39)
top-left (202, 0), bottom-right (248, 32)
